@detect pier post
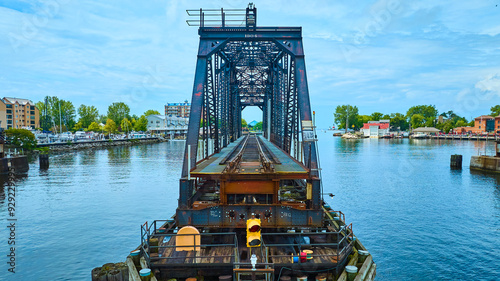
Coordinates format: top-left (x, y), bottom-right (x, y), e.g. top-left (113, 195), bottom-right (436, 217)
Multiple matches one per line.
top-left (39, 154), bottom-right (49, 169)
top-left (450, 155), bottom-right (462, 169)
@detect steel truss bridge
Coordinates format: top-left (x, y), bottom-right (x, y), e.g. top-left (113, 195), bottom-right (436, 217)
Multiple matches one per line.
top-left (178, 4), bottom-right (323, 225)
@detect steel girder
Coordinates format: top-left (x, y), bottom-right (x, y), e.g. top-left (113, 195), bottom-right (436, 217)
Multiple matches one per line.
top-left (181, 27), bottom-right (319, 181)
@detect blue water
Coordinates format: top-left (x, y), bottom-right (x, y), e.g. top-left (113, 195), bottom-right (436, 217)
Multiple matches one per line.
top-left (0, 135), bottom-right (499, 280)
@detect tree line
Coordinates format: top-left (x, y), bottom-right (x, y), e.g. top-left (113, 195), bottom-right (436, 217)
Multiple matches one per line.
top-left (334, 104), bottom-right (500, 132)
top-left (35, 96), bottom-right (161, 133)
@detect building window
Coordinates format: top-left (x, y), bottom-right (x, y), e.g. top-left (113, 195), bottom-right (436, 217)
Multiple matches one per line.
top-left (30, 111), bottom-right (35, 115)
top-left (7, 120), bottom-right (12, 124)
top-left (7, 110), bottom-right (11, 113)
top-left (30, 106), bottom-right (35, 110)
top-left (479, 126), bottom-right (481, 129)
top-left (6, 104), bottom-right (12, 108)
top-left (7, 115), bottom-right (12, 119)
top-left (31, 121), bottom-right (35, 125)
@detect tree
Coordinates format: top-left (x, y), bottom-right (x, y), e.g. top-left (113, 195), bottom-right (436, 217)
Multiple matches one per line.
top-left (334, 105), bottom-right (359, 131)
top-left (36, 96), bottom-right (76, 132)
top-left (87, 122), bottom-right (101, 132)
top-left (455, 120), bottom-right (467, 127)
top-left (120, 117), bottom-right (132, 133)
top-left (354, 115), bottom-right (372, 129)
top-left (5, 129), bottom-right (37, 150)
top-left (73, 121), bottom-right (83, 131)
top-left (410, 114), bottom-right (425, 129)
top-left (370, 112), bottom-right (383, 121)
top-left (254, 122), bottom-right (263, 131)
top-left (98, 114), bottom-right (108, 124)
top-left (390, 113), bottom-right (409, 131)
top-left (134, 115), bottom-right (148, 132)
top-left (144, 109), bottom-right (160, 116)
top-left (491, 105), bottom-right (500, 117)
top-left (242, 119), bottom-right (248, 128)
top-left (406, 105), bottom-right (438, 127)
top-left (77, 104), bottom-right (99, 128)
top-left (104, 118), bottom-right (117, 134)
top-left (107, 102), bottom-right (130, 126)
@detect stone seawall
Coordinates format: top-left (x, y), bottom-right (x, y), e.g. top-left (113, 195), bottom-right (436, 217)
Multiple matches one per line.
top-left (37, 137), bottom-right (167, 152)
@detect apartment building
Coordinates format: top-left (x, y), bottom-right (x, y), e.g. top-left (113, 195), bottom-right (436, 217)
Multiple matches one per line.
top-left (0, 97), bottom-right (40, 129)
top-left (165, 100), bottom-right (191, 118)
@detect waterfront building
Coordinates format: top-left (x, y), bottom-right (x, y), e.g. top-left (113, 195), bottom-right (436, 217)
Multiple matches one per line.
top-left (147, 114), bottom-right (188, 136)
top-left (0, 97), bottom-right (39, 129)
top-left (495, 115), bottom-right (500, 133)
top-left (361, 120), bottom-right (390, 138)
top-left (165, 100), bottom-right (191, 118)
top-left (454, 115), bottom-right (495, 134)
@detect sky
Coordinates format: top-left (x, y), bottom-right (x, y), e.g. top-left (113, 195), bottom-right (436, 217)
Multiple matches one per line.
top-left (0, 0), bottom-right (499, 129)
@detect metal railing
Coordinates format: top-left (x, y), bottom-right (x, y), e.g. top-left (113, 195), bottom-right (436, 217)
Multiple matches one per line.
top-left (141, 220), bottom-right (239, 267)
top-left (261, 227), bottom-right (354, 265)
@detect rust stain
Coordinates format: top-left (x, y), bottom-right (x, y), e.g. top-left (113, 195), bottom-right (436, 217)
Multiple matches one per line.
top-left (195, 91), bottom-right (202, 97)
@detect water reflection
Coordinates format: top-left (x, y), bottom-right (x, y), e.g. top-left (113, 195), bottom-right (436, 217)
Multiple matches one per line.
top-left (0, 174), bottom-right (28, 205)
top-left (107, 146), bottom-right (131, 163)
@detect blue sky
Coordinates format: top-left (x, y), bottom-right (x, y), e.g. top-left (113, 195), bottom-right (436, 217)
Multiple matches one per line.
top-left (0, 0), bottom-right (499, 128)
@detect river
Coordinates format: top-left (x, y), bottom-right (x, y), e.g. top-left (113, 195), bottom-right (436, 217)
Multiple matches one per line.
top-left (0, 135), bottom-right (499, 280)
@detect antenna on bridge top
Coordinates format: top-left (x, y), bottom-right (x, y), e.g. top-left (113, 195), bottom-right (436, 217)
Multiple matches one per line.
top-left (186, 3), bottom-right (256, 28)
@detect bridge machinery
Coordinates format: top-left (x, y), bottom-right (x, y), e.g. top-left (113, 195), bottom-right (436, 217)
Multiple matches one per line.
top-left (139, 4), bottom-right (369, 281)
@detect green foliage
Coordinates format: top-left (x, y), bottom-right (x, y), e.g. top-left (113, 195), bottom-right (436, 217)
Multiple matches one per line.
top-left (98, 114), bottom-right (108, 124)
top-left (5, 129), bottom-right (37, 150)
top-left (410, 114), bottom-right (425, 129)
top-left (78, 104), bottom-right (99, 128)
top-left (490, 105), bottom-right (500, 117)
top-left (354, 115), bottom-right (372, 129)
top-left (253, 122), bottom-right (263, 131)
top-left (36, 96), bottom-right (76, 132)
top-left (241, 119), bottom-right (248, 128)
top-left (120, 117), bottom-right (132, 132)
top-left (334, 105), bottom-right (359, 130)
top-left (455, 120), bottom-right (467, 127)
top-left (107, 102), bottom-right (130, 126)
top-left (73, 121), bottom-right (83, 131)
top-left (144, 109), bottom-right (160, 116)
top-left (370, 112), bottom-right (383, 121)
top-left (87, 122), bottom-right (102, 132)
top-left (406, 105), bottom-right (438, 127)
top-left (134, 115), bottom-right (148, 132)
top-left (390, 113), bottom-right (409, 131)
top-left (104, 118), bottom-right (117, 134)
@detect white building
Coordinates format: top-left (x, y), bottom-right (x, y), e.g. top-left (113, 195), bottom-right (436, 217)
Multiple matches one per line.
top-left (361, 120), bottom-right (390, 138)
top-left (147, 115), bottom-right (188, 136)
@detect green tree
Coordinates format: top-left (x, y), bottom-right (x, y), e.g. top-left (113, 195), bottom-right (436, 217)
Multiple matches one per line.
top-left (390, 113), bottom-right (409, 131)
top-left (253, 122), bottom-right (263, 131)
top-left (334, 105), bottom-right (359, 131)
top-left (120, 117), bottom-right (132, 132)
top-left (5, 129), bottom-right (37, 150)
top-left (410, 114), bottom-right (425, 129)
top-left (490, 105), bottom-right (500, 117)
top-left (36, 96), bottom-right (76, 132)
top-left (354, 115), bottom-right (372, 129)
top-left (104, 118), bottom-right (117, 134)
top-left (98, 114), bottom-right (108, 124)
top-left (87, 122), bottom-right (101, 132)
top-left (144, 109), bottom-right (160, 116)
top-left (134, 115), bottom-right (148, 132)
top-left (73, 121), bottom-right (83, 131)
top-left (242, 119), bottom-right (248, 128)
top-left (406, 105), bottom-right (438, 127)
top-left (107, 102), bottom-right (130, 126)
top-left (370, 112), bottom-right (383, 121)
top-left (78, 104), bottom-right (99, 128)
top-left (455, 120), bottom-right (467, 127)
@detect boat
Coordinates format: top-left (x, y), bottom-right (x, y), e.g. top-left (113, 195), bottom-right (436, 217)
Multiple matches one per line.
top-left (411, 132), bottom-right (428, 139)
